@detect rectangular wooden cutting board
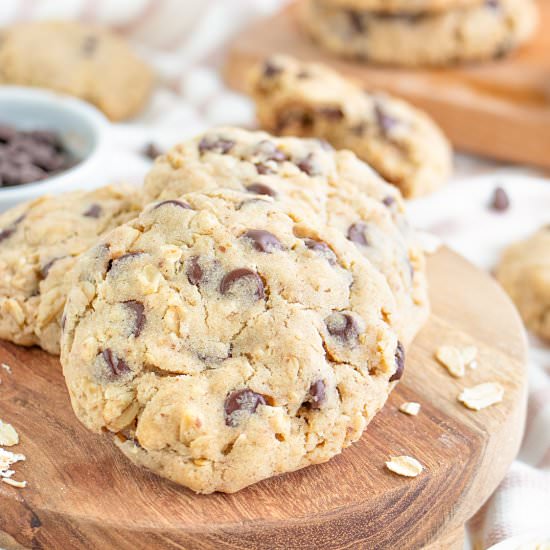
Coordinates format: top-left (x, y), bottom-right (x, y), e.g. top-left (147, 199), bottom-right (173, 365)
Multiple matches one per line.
top-left (224, 0), bottom-right (550, 169)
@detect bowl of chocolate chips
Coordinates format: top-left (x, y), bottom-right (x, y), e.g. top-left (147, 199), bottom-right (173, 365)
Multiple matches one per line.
top-left (0, 86), bottom-right (108, 210)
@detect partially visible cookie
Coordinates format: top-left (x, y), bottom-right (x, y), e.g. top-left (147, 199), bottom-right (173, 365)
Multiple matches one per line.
top-left (0, 21), bottom-right (154, 120)
top-left (61, 188), bottom-right (402, 493)
top-left (322, 0), bottom-right (483, 13)
top-left (300, 0), bottom-right (538, 66)
top-left (0, 185), bottom-right (142, 354)
top-left (249, 55), bottom-right (452, 198)
top-left (143, 127), bottom-right (429, 345)
top-left (496, 226), bottom-right (550, 342)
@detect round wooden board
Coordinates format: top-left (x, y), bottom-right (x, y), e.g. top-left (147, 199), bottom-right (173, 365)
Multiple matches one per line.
top-left (0, 248), bottom-right (527, 550)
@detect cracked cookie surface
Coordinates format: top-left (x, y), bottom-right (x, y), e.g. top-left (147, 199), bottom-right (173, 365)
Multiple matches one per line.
top-left (143, 127), bottom-right (429, 345)
top-left (61, 189), bottom-right (403, 493)
top-left (0, 21), bottom-right (154, 120)
top-left (300, 0), bottom-right (538, 66)
top-left (249, 55), bottom-right (452, 198)
top-left (497, 226), bottom-right (550, 342)
top-left (0, 185), bottom-right (142, 354)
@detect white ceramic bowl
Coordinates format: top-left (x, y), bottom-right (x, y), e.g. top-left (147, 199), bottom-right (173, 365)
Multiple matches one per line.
top-left (0, 86), bottom-right (109, 211)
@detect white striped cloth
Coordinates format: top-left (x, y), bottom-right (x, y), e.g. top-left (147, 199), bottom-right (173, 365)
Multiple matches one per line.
top-left (1, 1), bottom-right (549, 548)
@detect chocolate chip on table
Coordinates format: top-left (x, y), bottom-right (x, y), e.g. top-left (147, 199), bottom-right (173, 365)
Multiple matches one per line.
top-left (123, 300), bottom-right (145, 337)
top-left (490, 186), bottom-right (510, 212)
top-left (198, 136), bottom-right (235, 155)
top-left (303, 238), bottom-right (337, 265)
top-left (220, 268), bottom-right (265, 300)
top-left (83, 203), bottom-right (102, 218)
top-left (224, 388), bottom-right (267, 427)
top-left (143, 142), bottom-right (163, 161)
top-left (242, 229), bottom-right (283, 253)
top-left (153, 199), bottom-right (192, 210)
top-left (347, 222), bottom-right (369, 246)
top-left (245, 183), bottom-right (277, 198)
top-left (186, 256), bottom-right (203, 286)
top-left (390, 341), bottom-right (406, 382)
top-left (0, 123), bottom-right (74, 187)
top-left (101, 349), bottom-right (130, 378)
top-left (325, 312), bottom-right (359, 342)
top-left (307, 380), bottom-right (326, 409)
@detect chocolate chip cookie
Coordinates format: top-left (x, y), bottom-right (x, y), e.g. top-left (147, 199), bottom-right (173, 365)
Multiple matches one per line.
top-left (496, 226), bottom-right (550, 342)
top-left (0, 186), bottom-right (142, 354)
top-left (0, 21), bottom-right (154, 120)
top-left (300, 0), bottom-right (538, 66)
top-left (325, 0), bottom-right (483, 13)
top-left (61, 188), bottom-right (403, 493)
top-left (143, 127), bottom-right (429, 345)
top-left (249, 55), bottom-right (452, 198)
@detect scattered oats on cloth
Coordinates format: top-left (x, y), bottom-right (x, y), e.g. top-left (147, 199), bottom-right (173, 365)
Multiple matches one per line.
top-left (458, 382), bottom-right (504, 411)
top-left (386, 455), bottom-right (424, 477)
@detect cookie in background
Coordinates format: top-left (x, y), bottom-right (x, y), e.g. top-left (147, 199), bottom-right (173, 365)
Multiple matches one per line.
top-left (0, 21), bottom-right (155, 121)
top-left (248, 55), bottom-right (452, 198)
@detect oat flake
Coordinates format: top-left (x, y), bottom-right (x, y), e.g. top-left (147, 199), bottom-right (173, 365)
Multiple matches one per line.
top-left (386, 455), bottom-right (423, 477)
top-left (399, 402), bottom-right (421, 416)
top-left (436, 345), bottom-right (465, 378)
top-left (458, 382), bottom-right (504, 411)
top-left (2, 477), bottom-right (27, 488)
top-left (0, 420), bottom-right (19, 446)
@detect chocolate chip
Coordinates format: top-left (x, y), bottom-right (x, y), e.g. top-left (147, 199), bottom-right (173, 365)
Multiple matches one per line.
top-left (254, 140), bottom-right (287, 162)
top-left (242, 229), bottom-right (283, 253)
top-left (490, 186), bottom-right (510, 212)
top-left (255, 162), bottom-right (275, 175)
top-left (485, 0), bottom-right (500, 8)
top-left (296, 153), bottom-right (319, 176)
top-left (390, 341), bottom-right (405, 382)
top-left (106, 252), bottom-right (144, 273)
top-left (186, 256), bottom-right (203, 286)
top-left (351, 122), bottom-right (367, 136)
top-left (153, 199), bottom-right (192, 210)
top-left (83, 203), bottom-right (102, 218)
top-left (61, 313), bottom-right (66, 331)
top-left (220, 268), bottom-right (265, 300)
top-left (347, 222), bottom-right (369, 246)
top-left (224, 388), bottom-right (266, 427)
top-left (263, 60), bottom-right (282, 78)
top-left (101, 349), bottom-right (130, 378)
top-left (143, 142), bottom-right (162, 160)
top-left (382, 196), bottom-right (395, 207)
top-left (82, 35), bottom-right (98, 56)
top-left (307, 380), bottom-right (326, 409)
top-left (297, 70), bottom-right (311, 79)
top-left (375, 104), bottom-right (398, 136)
top-left (317, 106), bottom-right (344, 120)
top-left (198, 136), bottom-right (235, 155)
top-left (303, 238), bottom-right (337, 265)
top-left (246, 183), bottom-right (277, 198)
top-left (0, 213), bottom-right (25, 244)
top-left (325, 312), bottom-right (359, 342)
top-left (123, 300), bottom-right (145, 337)
top-left (348, 10), bottom-right (365, 33)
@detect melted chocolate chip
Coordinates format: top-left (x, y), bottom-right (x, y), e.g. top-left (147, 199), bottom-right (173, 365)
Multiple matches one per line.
top-left (296, 153), bottom-right (318, 176)
top-left (220, 268), bottom-right (265, 300)
top-left (490, 186), bottom-right (510, 212)
top-left (153, 199), bottom-right (192, 210)
top-left (263, 60), bottom-right (282, 78)
top-left (308, 380), bottom-right (326, 409)
top-left (83, 203), bottom-right (102, 218)
top-left (198, 137), bottom-right (235, 155)
top-left (106, 252), bottom-right (143, 273)
top-left (242, 229), bottom-right (283, 253)
top-left (304, 238), bottom-right (337, 265)
top-left (255, 162), bottom-right (275, 175)
top-left (390, 341), bottom-right (405, 382)
top-left (317, 106), bottom-right (344, 120)
top-left (347, 222), bottom-right (369, 246)
top-left (101, 349), bottom-right (130, 378)
top-left (246, 183), bottom-right (277, 198)
top-left (123, 300), bottom-right (145, 337)
top-left (375, 104), bottom-right (398, 136)
top-left (325, 312), bottom-right (359, 342)
top-left (224, 388), bottom-right (267, 427)
top-left (186, 256), bottom-right (203, 286)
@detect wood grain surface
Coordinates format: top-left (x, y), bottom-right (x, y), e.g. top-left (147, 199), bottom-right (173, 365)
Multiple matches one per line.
top-left (0, 248), bottom-right (528, 549)
top-left (224, 0), bottom-right (550, 170)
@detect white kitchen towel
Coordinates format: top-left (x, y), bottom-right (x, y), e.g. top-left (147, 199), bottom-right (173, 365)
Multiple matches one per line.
top-left (1, 1), bottom-right (549, 548)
